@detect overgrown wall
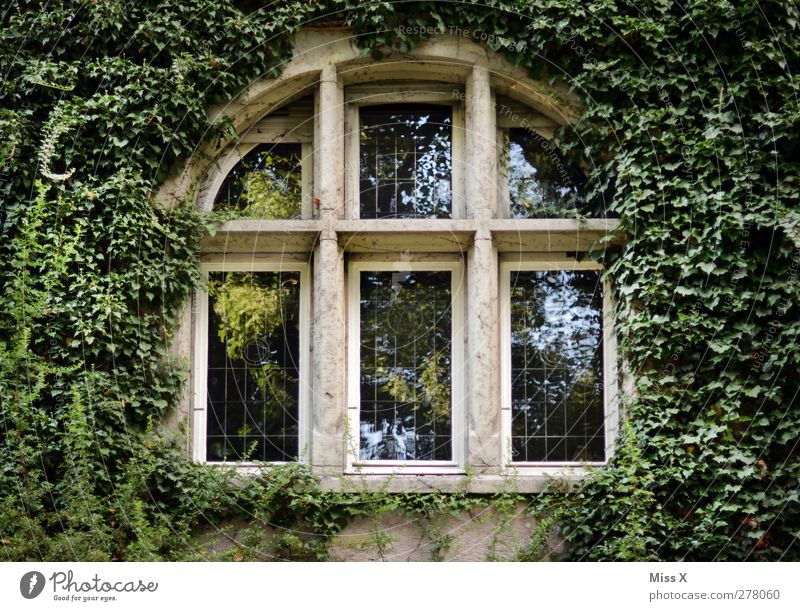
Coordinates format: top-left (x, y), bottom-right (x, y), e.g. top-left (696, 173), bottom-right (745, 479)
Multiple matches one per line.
top-left (1, 1), bottom-right (798, 561)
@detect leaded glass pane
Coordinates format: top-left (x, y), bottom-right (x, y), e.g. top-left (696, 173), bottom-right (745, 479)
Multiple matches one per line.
top-left (360, 105), bottom-right (452, 219)
top-left (359, 270), bottom-right (452, 461)
top-left (506, 128), bottom-right (583, 218)
top-left (214, 143), bottom-right (302, 219)
top-left (206, 271), bottom-right (301, 462)
top-left (510, 270), bottom-right (604, 462)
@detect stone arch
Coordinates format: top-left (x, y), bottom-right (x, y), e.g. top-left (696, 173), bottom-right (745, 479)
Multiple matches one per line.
top-left (156, 28), bottom-right (581, 209)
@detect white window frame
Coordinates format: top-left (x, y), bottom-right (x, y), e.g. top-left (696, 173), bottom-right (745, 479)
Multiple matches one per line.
top-left (193, 259), bottom-right (311, 465)
top-left (499, 256), bottom-right (619, 474)
top-left (346, 257), bottom-right (466, 474)
top-left (344, 85), bottom-right (466, 220)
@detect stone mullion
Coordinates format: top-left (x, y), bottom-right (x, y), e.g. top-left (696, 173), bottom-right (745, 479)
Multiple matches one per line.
top-left (465, 66), bottom-right (501, 470)
top-left (311, 64), bottom-right (346, 470)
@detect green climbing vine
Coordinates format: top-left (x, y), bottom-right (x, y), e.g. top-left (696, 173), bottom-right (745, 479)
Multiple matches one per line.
top-left (1, 0), bottom-right (798, 561)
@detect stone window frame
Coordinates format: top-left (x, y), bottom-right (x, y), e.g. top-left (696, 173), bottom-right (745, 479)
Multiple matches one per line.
top-left (162, 30), bottom-right (625, 491)
top-left (197, 95), bottom-right (315, 218)
top-left (192, 258), bottom-right (312, 465)
top-left (499, 255), bottom-right (619, 476)
top-left (345, 256), bottom-right (466, 475)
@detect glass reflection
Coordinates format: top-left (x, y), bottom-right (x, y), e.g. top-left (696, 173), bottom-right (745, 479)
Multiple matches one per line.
top-left (359, 271), bottom-right (452, 461)
top-left (507, 128), bottom-right (583, 218)
top-left (214, 143), bottom-right (302, 219)
top-left (206, 271), bottom-right (301, 462)
top-left (510, 270), bottom-right (604, 462)
top-left (360, 105), bottom-right (452, 219)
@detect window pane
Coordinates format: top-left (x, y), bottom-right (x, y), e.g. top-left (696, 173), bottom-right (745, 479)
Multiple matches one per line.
top-left (207, 271), bottom-right (301, 462)
top-left (214, 143), bottom-right (302, 219)
top-left (359, 270), bottom-right (452, 461)
top-left (506, 129), bottom-right (583, 218)
top-left (510, 270), bottom-right (604, 462)
top-left (360, 105), bottom-right (452, 219)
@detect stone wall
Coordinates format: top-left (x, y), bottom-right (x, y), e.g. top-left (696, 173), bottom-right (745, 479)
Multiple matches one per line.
top-left (197, 504), bottom-right (564, 561)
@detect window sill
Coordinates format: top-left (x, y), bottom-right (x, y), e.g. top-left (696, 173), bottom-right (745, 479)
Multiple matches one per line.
top-left (199, 463), bottom-right (596, 493)
top-left (201, 219), bottom-right (320, 253)
top-left (491, 218), bottom-right (622, 252)
top-left (345, 464), bottom-right (465, 476)
top-left (317, 470), bottom-right (593, 494)
top-left (199, 218), bottom-right (622, 254)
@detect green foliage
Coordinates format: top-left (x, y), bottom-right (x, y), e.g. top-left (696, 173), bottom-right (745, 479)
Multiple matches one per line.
top-left (214, 147), bottom-right (303, 220)
top-left (237, 167), bottom-right (302, 219)
top-left (209, 272), bottom-right (296, 361)
top-left (1, 0), bottom-right (798, 561)
top-left (382, 349), bottom-right (451, 420)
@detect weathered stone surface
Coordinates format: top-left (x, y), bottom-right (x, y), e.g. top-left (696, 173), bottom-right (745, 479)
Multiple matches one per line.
top-left (192, 504), bottom-right (565, 562)
top-left (328, 504), bottom-right (563, 561)
top-left (165, 299), bottom-right (193, 451)
top-left (317, 64), bottom-right (344, 218)
top-left (465, 66), bottom-right (498, 220)
top-left (467, 228), bottom-right (501, 468)
top-left (311, 229), bottom-right (346, 468)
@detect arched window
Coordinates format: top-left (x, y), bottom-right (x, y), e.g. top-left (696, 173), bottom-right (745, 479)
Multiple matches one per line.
top-left (171, 30), bottom-right (620, 490)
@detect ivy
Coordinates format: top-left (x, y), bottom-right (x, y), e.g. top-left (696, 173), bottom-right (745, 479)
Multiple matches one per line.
top-left (1, 0), bottom-right (798, 561)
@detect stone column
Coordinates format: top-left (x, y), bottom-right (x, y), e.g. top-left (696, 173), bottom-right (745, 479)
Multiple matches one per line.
top-left (466, 227), bottom-right (501, 470)
top-left (465, 66), bottom-right (497, 219)
top-left (317, 64), bottom-right (344, 218)
top-left (311, 64), bottom-right (346, 471)
top-left (465, 66), bottom-right (501, 470)
top-left (311, 227), bottom-right (346, 470)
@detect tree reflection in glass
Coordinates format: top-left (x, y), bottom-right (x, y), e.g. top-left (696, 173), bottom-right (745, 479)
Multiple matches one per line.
top-left (360, 105), bottom-right (452, 219)
top-left (359, 271), bottom-right (452, 461)
top-left (510, 270), bottom-right (604, 462)
top-left (206, 271), bottom-right (301, 461)
top-left (214, 143), bottom-right (302, 219)
top-left (506, 129), bottom-right (583, 218)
